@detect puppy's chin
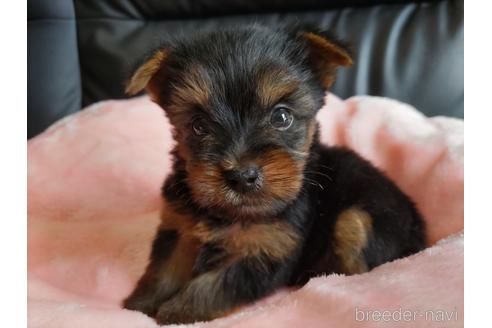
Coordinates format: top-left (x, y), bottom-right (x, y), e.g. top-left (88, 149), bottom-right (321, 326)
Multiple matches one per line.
top-left (194, 187), bottom-right (297, 219)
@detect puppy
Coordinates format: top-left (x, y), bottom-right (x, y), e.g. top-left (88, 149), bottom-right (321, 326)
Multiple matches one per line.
top-left (122, 24), bottom-right (426, 324)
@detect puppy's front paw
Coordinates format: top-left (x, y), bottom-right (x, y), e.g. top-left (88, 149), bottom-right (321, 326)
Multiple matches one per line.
top-left (155, 305), bottom-right (186, 325)
top-left (155, 299), bottom-right (215, 325)
top-left (155, 300), bottom-right (191, 325)
top-left (122, 295), bottom-right (159, 318)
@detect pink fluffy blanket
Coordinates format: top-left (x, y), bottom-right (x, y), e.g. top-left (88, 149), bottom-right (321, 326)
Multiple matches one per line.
top-left (28, 94), bottom-right (464, 327)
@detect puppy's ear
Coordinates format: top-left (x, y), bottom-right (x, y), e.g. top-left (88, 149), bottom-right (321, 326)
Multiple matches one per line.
top-left (126, 49), bottom-right (169, 99)
top-left (298, 30), bottom-right (352, 89)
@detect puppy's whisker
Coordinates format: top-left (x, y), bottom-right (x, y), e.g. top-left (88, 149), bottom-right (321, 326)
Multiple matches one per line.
top-left (304, 170), bottom-right (333, 182)
top-left (304, 177), bottom-right (324, 190)
top-left (319, 164), bottom-right (335, 171)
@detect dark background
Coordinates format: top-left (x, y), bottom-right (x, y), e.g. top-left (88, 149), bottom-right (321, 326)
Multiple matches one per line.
top-left (27, 0), bottom-right (463, 138)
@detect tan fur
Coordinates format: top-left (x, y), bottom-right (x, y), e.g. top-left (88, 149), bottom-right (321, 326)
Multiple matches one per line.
top-left (186, 161), bottom-right (225, 208)
top-left (256, 67), bottom-right (300, 109)
top-left (191, 221), bottom-right (300, 261)
top-left (334, 207), bottom-right (372, 274)
top-left (302, 32), bottom-right (352, 88)
top-left (167, 64), bottom-right (211, 111)
top-left (227, 222), bottom-right (300, 260)
top-left (257, 149), bottom-right (303, 200)
top-left (126, 50), bottom-right (168, 96)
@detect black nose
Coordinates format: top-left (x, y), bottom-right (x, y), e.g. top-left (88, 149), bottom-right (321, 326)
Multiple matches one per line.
top-left (224, 165), bottom-right (262, 192)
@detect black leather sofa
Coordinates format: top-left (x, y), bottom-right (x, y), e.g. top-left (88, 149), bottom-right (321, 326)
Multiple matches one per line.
top-left (27, 0), bottom-right (463, 139)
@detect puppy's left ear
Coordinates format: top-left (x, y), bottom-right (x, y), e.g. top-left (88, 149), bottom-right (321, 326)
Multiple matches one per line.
top-left (126, 49), bottom-right (169, 100)
top-left (298, 31), bottom-right (352, 89)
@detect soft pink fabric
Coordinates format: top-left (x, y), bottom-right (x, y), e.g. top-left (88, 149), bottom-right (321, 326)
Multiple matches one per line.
top-left (28, 94), bottom-right (464, 327)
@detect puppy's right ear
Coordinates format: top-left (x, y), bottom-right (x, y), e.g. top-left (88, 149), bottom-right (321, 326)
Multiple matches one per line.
top-left (126, 49), bottom-right (169, 100)
top-left (292, 26), bottom-right (352, 90)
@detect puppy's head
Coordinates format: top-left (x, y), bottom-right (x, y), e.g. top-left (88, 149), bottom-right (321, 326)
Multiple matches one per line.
top-left (127, 25), bottom-right (351, 218)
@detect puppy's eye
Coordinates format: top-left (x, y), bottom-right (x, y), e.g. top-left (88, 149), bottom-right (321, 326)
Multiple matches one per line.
top-left (270, 106), bottom-right (293, 130)
top-left (192, 119), bottom-right (208, 136)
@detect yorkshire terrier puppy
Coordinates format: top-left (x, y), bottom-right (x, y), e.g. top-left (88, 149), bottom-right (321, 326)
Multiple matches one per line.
top-left (122, 24), bottom-right (425, 325)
